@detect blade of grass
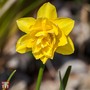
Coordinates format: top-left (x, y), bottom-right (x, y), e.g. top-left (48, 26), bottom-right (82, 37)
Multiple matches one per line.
top-left (0, 0), bottom-right (7, 8)
top-left (59, 71), bottom-right (64, 90)
top-left (17, 0), bottom-right (44, 17)
top-left (62, 66), bottom-right (72, 90)
top-left (0, 0), bottom-right (25, 48)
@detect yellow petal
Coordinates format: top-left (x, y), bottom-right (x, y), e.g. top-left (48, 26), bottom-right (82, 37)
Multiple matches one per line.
top-left (40, 56), bottom-right (48, 64)
top-left (37, 2), bottom-right (57, 19)
top-left (27, 38), bottom-right (34, 48)
top-left (51, 23), bottom-right (59, 35)
top-left (16, 35), bottom-right (31, 53)
top-left (16, 17), bottom-right (36, 33)
top-left (42, 46), bottom-right (52, 58)
top-left (56, 37), bottom-right (74, 55)
top-left (33, 52), bottom-right (43, 59)
top-left (36, 37), bottom-right (43, 45)
top-left (54, 18), bottom-right (74, 35)
top-left (35, 31), bottom-right (46, 37)
top-left (32, 45), bottom-right (41, 53)
top-left (58, 31), bottom-right (67, 46)
top-left (41, 40), bottom-right (49, 48)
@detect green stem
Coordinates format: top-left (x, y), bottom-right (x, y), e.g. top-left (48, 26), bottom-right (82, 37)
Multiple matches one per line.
top-left (35, 63), bottom-right (45, 90)
top-left (7, 70), bottom-right (16, 82)
top-left (2, 70), bottom-right (16, 90)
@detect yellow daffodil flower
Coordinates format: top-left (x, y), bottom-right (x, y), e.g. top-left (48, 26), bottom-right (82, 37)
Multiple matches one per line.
top-left (16, 2), bottom-right (75, 64)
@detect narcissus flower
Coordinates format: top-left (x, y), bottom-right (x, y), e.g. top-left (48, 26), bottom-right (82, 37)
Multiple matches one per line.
top-left (16, 2), bottom-right (75, 64)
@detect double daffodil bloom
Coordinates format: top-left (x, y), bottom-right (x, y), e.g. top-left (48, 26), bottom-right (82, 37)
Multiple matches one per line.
top-left (16, 2), bottom-right (75, 64)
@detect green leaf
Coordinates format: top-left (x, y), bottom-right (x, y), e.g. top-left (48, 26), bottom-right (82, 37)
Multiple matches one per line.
top-left (59, 66), bottom-right (72, 90)
top-left (59, 71), bottom-right (64, 90)
top-left (63, 66), bottom-right (71, 89)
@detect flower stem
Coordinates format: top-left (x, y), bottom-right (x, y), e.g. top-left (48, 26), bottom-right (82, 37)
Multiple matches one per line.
top-left (2, 70), bottom-right (16, 90)
top-left (7, 70), bottom-right (16, 82)
top-left (35, 63), bottom-right (45, 90)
